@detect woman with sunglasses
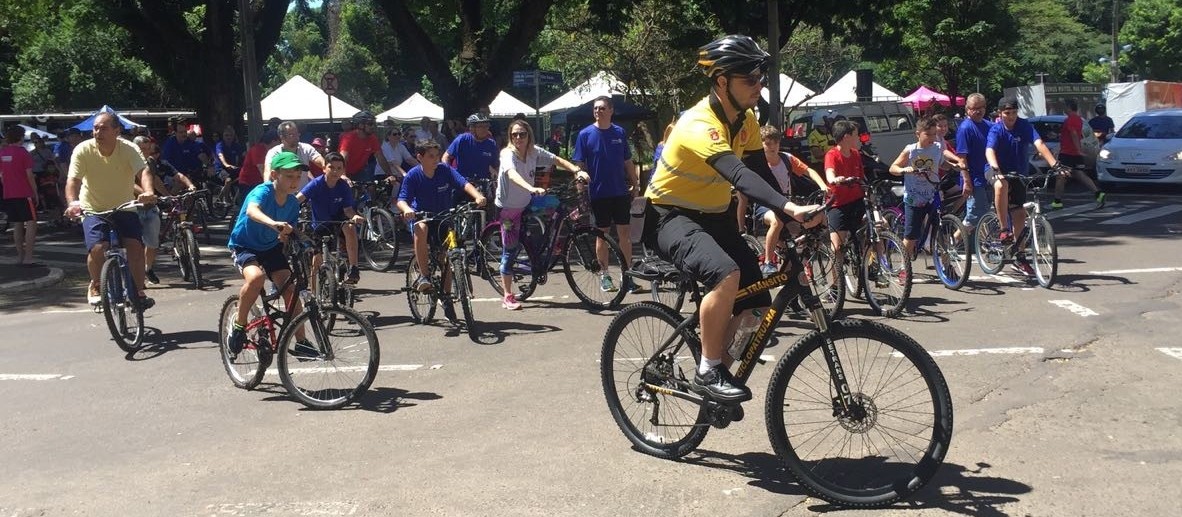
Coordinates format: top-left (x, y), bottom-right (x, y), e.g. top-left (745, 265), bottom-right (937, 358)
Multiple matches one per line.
top-left (494, 120), bottom-right (588, 310)
top-left (380, 126), bottom-right (418, 184)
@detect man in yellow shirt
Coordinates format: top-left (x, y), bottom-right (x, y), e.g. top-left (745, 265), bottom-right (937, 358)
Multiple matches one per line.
top-left (646, 35), bottom-right (819, 403)
top-left (807, 117), bottom-right (834, 163)
top-left (64, 112), bottom-right (157, 307)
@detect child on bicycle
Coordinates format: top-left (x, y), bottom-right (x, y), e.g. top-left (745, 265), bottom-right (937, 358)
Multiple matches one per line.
top-left (824, 120), bottom-right (867, 286)
top-left (226, 151), bottom-right (313, 359)
top-left (495, 119), bottom-right (587, 310)
top-left (395, 141), bottom-right (487, 317)
top-left (888, 116), bottom-right (966, 261)
top-left (296, 152), bottom-right (365, 286)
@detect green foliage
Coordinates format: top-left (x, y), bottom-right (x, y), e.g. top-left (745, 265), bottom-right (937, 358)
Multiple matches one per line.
top-left (1006, 0), bottom-right (1108, 84)
top-left (779, 24), bottom-right (863, 97)
top-left (1120, 0), bottom-right (1182, 81)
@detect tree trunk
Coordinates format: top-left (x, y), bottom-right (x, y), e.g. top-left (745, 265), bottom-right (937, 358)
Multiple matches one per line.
top-left (97, 0), bottom-right (287, 135)
top-left (375, 0), bottom-right (556, 120)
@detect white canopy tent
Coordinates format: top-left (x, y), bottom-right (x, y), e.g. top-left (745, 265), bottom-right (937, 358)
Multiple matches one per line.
top-left (377, 93), bottom-right (444, 122)
top-left (761, 73), bottom-right (817, 108)
top-left (539, 71), bottom-right (627, 113)
top-left (488, 91), bottom-right (534, 116)
top-left (259, 75), bottom-right (363, 122)
top-left (804, 71), bottom-right (900, 106)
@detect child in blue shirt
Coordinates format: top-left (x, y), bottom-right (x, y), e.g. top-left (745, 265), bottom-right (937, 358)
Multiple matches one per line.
top-left (296, 152), bottom-right (365, 286)
top-left (226, 151), bottom-right (311, 359)
top-left (396, 141), bottom-right (487, 299)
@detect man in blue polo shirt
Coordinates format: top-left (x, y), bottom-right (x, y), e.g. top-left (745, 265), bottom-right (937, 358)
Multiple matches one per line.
top-left (162, 123), bottom-right (210, 179)
top-left (442, 112), bottom-right (498, 186)
top-left (573, 95), bottom-right (641, 293)
top-left (954, 93), bottom-right (993, 238)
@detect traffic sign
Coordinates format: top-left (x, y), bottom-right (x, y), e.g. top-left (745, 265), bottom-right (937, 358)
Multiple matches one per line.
top-left (513, 70), bottom-right (563, 88)
top-left (321, 72), bottom-right (338, 95)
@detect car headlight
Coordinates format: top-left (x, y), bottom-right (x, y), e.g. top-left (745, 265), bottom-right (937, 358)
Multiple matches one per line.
top-left (1163, 150), bottom-right (1182, 162)
top-left (1098, 148), bottom-right (1116, 161)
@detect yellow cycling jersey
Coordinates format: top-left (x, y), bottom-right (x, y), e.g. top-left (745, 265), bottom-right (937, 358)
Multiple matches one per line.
top-left (646, 94), bottom-right (762, 213)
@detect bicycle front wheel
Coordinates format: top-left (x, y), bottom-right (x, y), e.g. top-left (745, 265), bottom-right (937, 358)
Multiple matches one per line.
top-left (974, 212), bottom-right (1004, 275)
top-left (100, 257), bottom-right (143, 352)
top-left (405, 258), bottom-right (437, 323)
top-left (361, 208), bottom-right (400, 272)
top-left (450, 254), bottom-right (479, 341)
top-left (933, 215), bottom-right (969, 290)
top-left (765, 319), bottom-right (953, 507)
top-left (277, 306), bottom-right (380, 410)
top-left (601, 302), bottom-right (709, 459)
top-left (862, 230), bottom-right (911, 318)
top-left (479, 222), bottom-right (537, 300)
top-left (1030, 215), bottom-right (1057, 288)
top-left (182, 227), bottom-right (203, 289)
top-left (804, 238), bottom-right (845, 319)
top-left (218, 295), bottom-right (269, 389)
top-left (563, 227), bottom-right (627, 310)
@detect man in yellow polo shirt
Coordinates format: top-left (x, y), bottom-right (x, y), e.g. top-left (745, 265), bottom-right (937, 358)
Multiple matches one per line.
top-left (64, 112), bottom-right (157, 307)
top-left (646, 35), bottom-right (819, 404)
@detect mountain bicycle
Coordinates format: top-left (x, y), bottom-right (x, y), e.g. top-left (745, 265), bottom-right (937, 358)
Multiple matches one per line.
top-left (217, 236), bottom-right (379, 409)
top-left (309, 221), bottom-right (359, 330)
top-left (351, 180), bottom-right (402, 272)
top-left (405, 202), bottom-right (484, 341)
top-left (880, 170), bottom-right (971, 291)
top-left (87, 201), bottom-right (149, 352)
top-left (831, 178), bottom-right (912, 317)
top-left (974, 166), bottom-right (1067, 288)
top-left (156, 189), bottom-right (207, 289)
top-left (478, 180), bottom-right (628, 310)
top-left (600, 200), bottom-right (952, 506)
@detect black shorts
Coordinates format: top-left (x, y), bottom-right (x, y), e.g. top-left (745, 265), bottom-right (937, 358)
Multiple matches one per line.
top-left (651, 204), bottom-right (769, 314)
top-left (827, 198), bottom-right (866, 233)
top-left (590, 195), bottom-right (632, 227)
top-left (903, 203), bottom-right (936, 241)
top-left (1059, 153), bottom-right (1085, 170)
top-left (2, 198), bottom-right (36, 223)
top-left (1005, 177), bottom-right (1027, 210)
top-left (231, 244), bottom-right (290, 277)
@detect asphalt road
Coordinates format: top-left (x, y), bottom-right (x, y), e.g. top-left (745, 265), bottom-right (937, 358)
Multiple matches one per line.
top-left (2, 188), bottom-right (1180, 516)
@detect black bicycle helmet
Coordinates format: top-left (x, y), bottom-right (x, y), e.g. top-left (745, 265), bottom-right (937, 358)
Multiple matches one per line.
top-left (466, 112), bottom-right (491, 125)
top-left (352, 110), bottom-right (376, 124)
top-left (697, 34), bottom-right (770, 79)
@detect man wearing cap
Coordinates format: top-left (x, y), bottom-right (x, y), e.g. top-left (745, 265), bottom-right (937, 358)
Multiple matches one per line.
top-left (264, 121), bottom-right (325, 189)
top-left (443, 113), bottom-right (499, 184)
top-left (225, 150), bottom-right (314, 359)
top-left (985, 97), bottom-right (1060, 277)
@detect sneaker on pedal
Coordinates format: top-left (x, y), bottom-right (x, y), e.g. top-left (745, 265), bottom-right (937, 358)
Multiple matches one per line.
top-left (690, 365), bottom-right (752, 404)
top-left (623, 277), bottom-right (642, 294)
top-left (1095, 191), bottom-right (1107, 209)
top-left (227, 327), bottom-right (247, 360)
top-left (290, 339), bottom-right (319, 361)
top-left (415, 275), bottom-right (434, 293)
top-left (502, 293), bottom-right (522, 310)
top-left (345, 266), bottom-right (360, 285)
top-left (135, 296), bottom-right (155, 310)
top-left (599, 274), bottom-right (618, 292)
top-left (898, 270), bottom-right (909, 285)
top-left (998, 231), bottom-right (1013, 244)
top-left (760, 262), bottom-right (778, 277)
top-left (1011, 259), bottom-right (1035, 277)
top-left (145, 269), bottom-right (160, 285)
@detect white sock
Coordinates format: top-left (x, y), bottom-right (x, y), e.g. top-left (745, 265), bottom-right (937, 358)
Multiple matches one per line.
top-left (698, 357), bottom-right (722, 375)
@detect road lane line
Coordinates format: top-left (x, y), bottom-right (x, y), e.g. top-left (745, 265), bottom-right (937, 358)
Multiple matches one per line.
top-left (1156, 348), bottom-right (1182, 361)
top-left (968, 274), bottom-right (1021, 284)
top-left (1045, 203), bottom-right (1104, 220)
top-left (606, 354), bottom-right (775, 363)
top-left (203, 502), bottom-right (359, 516)
top-left (263, 364), bottom-right (428, 376)
top-left (1088, 267), bottom-right (1182, 275)
top-left (470, 295), bottom-right (562, 303)
top-left (0, 373), bottom-right (72, 381)
top-left (1049, 299), bottom-right (1099, 317)
top-left (1100, 204), bottom-right (1182, 225)
top-left (39, 309), bottom-right (95, 314)
top-left (892, 347), bottom-right (1045, 358)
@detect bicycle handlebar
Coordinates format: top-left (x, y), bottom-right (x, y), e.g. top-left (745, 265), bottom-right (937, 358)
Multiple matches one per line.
top-left (83, 200), bottom-right (144, 217)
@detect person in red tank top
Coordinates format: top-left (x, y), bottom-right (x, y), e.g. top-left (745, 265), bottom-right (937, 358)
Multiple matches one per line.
top-left (1052, 99), bottom-right (1105, 209)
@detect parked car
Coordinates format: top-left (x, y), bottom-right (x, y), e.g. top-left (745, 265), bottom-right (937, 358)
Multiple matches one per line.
top-left (784, 101), bottom-right (917, 170)
top-left (1028, 115), bottom-right (1100, 177)
top-left (1095, 109), bottom-right (1182, 187)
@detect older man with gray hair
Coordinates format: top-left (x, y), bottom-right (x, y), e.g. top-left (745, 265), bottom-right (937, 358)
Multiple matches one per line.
top-left (263, 121), bottom-right (326, 188)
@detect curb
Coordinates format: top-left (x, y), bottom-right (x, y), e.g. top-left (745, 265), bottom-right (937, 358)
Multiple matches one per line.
top-left (0, 267), bottom-right (65, 292)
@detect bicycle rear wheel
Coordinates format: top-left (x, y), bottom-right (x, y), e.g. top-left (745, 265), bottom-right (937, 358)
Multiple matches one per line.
top-left (804, 238), bottom-right (845, 319)
top-left (563, 227), bottom-right (627, 310)
top-left (218, 295), bottom-right (269, 389)
top-left (450, 254), bottom-right (480, 341)
top-left (649, 276), bottom-right (688, 313)
top-left (209, 185), bottom-right (233, 220)
top-left (766, 319), bottom-right (953, 507)
top-left (933, 215), bottom-right (969, 290)
top-left (974, 212), bottom-right (1005, 275)
top-left (862, 230), bottom-right (911, 317)
top-left (278, 306), bottom-right (380, 409)
top-left (479, 222), bottom-right (537, 300)
top-left (361, 208), bottom-right (400, 272)
top-left (182, 227), bottom-right (203, 289)
top-left (405, 258), bottom-right (437, 323)
top-left (601, 302), bottom-right (709, 458)
top-left (1030, 215), bottom-right (1057, 288)
top-left (100, 257), bottom-right (143, 352)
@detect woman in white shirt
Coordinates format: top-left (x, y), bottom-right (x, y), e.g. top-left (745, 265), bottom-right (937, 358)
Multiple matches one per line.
top-left (495, 120), bottom-right (585, 310)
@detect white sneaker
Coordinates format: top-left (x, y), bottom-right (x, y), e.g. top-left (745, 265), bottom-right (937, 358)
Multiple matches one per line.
top-left (502, 293), bottom-right (522, 310)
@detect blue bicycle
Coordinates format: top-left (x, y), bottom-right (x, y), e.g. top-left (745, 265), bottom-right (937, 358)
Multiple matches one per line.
top-left (89, 200), bottom-right (148, 352)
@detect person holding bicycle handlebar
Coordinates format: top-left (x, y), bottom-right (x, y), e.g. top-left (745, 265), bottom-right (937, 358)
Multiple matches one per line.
top-left (888, 116), bottom-right (966, 260)
top-left (645, 35), bottom-right (821, 403)
top-left (296, 152), bottom-right (366, 286)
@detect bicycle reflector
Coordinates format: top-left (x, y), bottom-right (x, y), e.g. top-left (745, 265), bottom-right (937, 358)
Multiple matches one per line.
top-left (859, 133), bottom-right (871, 144)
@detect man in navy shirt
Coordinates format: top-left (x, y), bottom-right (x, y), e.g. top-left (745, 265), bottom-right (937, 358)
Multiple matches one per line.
top-left (1089, 104), bottom-right (1116, 142)
top-left (985, 97), bottom-right (1060, 277)
top-left (572, 96), bottom-right (641, 293)
top-left (162, 124), bottom-right (210, 178)
top-left (955, 93), bottom-right (994, 237)
top-left (297, 152), bottom-right (365, 286)
top-left (442, 113), bottom-right (498, 185)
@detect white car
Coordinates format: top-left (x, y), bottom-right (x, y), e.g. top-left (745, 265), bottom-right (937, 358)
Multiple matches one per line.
top-left (1096, 109), bottom-right (1182, 186)
top-left (1028, 115), bottom-right (1100, 176)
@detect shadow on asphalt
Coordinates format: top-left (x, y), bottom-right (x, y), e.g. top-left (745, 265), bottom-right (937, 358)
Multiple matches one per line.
top-left (805, 461), bottom-right (1032, 514)
top-left (126, 328), bottom-right (219, 361)
top-left (468, 319), bottom-right (564, 345)
top-left (252, 384), bottom-right (442, 414)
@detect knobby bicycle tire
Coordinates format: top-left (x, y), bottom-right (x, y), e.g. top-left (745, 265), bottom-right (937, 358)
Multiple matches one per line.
top-left (1030, 215), bottom-right (1057, 288)
top-left (765, 318), bottom-right (953, 507)
top-left (277, 305), bottom-right (380, 409)
top-left (862, 229), bottom-right (912, 318)
top-left (183, 228), bottom-right (203, 289)
top-left (217, 295), bottom-right (269, 389)
top-left (933, 215), bottom-right (969, 290)
top-left (362, 207), bottom-right (400, 272)
top-left (564, 227), bottom-right (627, 310)
top-left (100, 256), bottom-right (143, 352)
top-left (601, 302), bottom-right (709, 458)
top-left (450, 253), bottom-right (480, 341)
top-left (405, 257), bottom-right (437, 323)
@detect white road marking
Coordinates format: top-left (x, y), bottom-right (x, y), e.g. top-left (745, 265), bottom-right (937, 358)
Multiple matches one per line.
top-left (263, 364), bottom-right (427, 376)
top-left (1045, 203), bottom-right (1104, 220)
top-left (1088, 267), bottom-right (1182, 275)
top-left (470, 295), bottom-right (562, 303)
top-left (969, 274), bottom-right (1021, 284)
top-left (0, 373), bottom-right (73, 381)
top-left (893, 347), bottom-right (1045, 358)
top-left (1156, 348), bottom-right (1182, 361)
top-left (39, 309), bottom-right (95, 314)
top-left (1049, 299), bottom-right (1099, 317)
top-left (1100, 205), bottom-right (1182, 225)
top-left (203, 502), bottom-right (358, 516)
top-left (605, 354), bottom-right (775, 363)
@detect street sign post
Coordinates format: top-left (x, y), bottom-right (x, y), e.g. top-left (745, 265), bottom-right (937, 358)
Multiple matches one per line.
top-left (514, 70), bottom-right (563, 136)
top-left (321, 72), bottom-right (338, 148)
